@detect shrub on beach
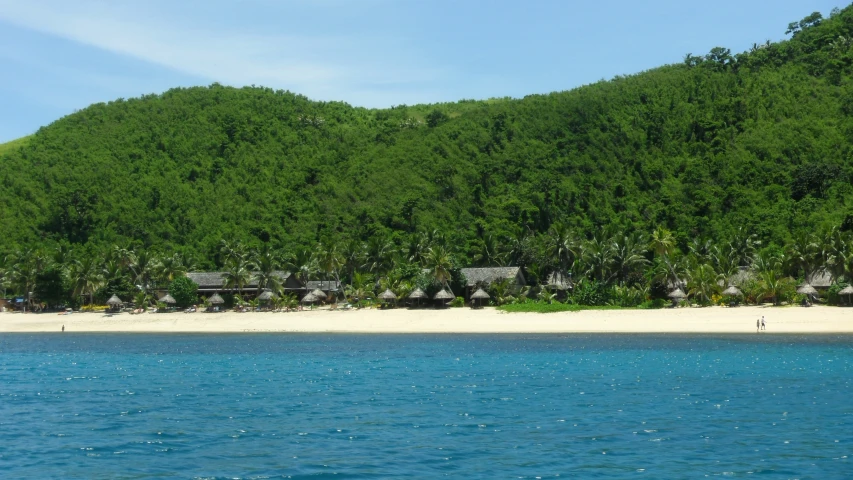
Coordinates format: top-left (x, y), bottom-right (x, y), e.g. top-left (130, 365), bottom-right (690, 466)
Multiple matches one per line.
top-left (169, 277), bottom-right (199, 308)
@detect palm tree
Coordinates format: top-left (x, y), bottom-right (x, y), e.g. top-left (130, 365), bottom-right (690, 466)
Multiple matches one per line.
top-left (726, 227), bottom-right (760, 268)
top-left (784, 233), bottom-right (818, 279)
top-left (253, 244), bottom-right (282, 294)
top-left (649, 226), bottom-right (675, 258)
top-left (473, 233), bottom-right (505, 267)
top-left (760, 270), bottom-right (788, 306)
top-left (425, 244), bottom-right (453, 289)
top-left (688, 238), bottom-right (718, 267)
top-left (365, 236), bottom-right (395, 276)
top-left (545, 223), bottom-right (577, 288)
top-left (67, 255), bottom-right (104, 306)
top-left (687, 263), bottom-right (720, 305)
top-left (127, 249), bottom-right (157, 294)
top-left (649, 226), bottom-right (681, 289)
top-left (317, 241), bottom-right (343, 295)
top-left (488, 278), bottom-right (516, 306)
top-left (752, 250), bottom-right (783, 277)
top-left (345, 271), bottom-right (372, 305)
top-left (223, 254), bottom-right (252, 298)
top-left (582, 235), bottom-right (615, 283)
top-left (289, 248), bottom-right (318, 291)
top-left (611, 232), bottom-right (649, 286)
top-left (504, 226), bottom-right (533, 268)
top-left (341, 238), bottom-right (366, 284)
top-left (0, 260), bottom-right (9, 300)
top-left (10, 248), bottom-right (47, 311)
top-left (155, 252), bottom-right (189, 284)
top-left (133, 290), bottom-right (149, 309)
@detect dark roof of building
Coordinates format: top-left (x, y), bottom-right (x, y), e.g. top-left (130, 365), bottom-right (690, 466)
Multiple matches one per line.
top-left (306, 280), bottom-right (341, 291)
top-left (460, 267), bottom-right (523, 287)
top-left (187, 271), bottom-right (293, 288)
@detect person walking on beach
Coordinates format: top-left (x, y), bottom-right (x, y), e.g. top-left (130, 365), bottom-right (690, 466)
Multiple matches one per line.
top-left (761, 316), bottom-right (766, 331)
top-left (61, 325), bottom-right (65, 332)
top-left (756, 318), bottom-right (760, 333)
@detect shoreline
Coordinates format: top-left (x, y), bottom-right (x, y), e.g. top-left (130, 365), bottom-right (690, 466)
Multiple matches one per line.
top-left (1, 305), bottom-right (850, 334)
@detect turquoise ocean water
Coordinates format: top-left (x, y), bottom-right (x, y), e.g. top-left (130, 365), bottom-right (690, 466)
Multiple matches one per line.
top-left (1, 333), bottom-right (851, 478)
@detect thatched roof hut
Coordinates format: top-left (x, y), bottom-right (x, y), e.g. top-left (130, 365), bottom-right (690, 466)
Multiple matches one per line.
top-left (379, 289), bottom-right (397, 301)
top-left (208, 293), bottom-right (225, 304)
top-left (106, 295), bottom-right (123, 305)
top-left (797, 284), bottom-right (818, 296)
top-left (460, 267), bottom-right (526, 289)
top-left (434, 289), bottom-right (455, 300)
top-left (311, 288), bottom-right (327, 299)
top-left (159, 294), bottom-right (176, 304)
top-left (257, 290), bottom-right (277, 301)
top-left (408, 288), bottom-right (427, 299)
top-left (839, 285), bottom-right (853, 295)
top-left (722, 286), bottom-right (742, 296)
top-left (668, 288), bottom-right (687, 299)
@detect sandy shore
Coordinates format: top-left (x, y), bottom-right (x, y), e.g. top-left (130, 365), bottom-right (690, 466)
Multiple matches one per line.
top-left (1, 305), bottom-right (851, 334)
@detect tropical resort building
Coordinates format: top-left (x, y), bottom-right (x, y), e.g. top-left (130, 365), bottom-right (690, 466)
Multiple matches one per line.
top-left (186, 271), bottom-right (304, 296)
top-left (459, 267), bottom-right (526, 297)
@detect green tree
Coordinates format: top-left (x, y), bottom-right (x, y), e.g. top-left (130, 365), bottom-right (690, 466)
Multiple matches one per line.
top-left (169, 276), bottom-right (199, 308)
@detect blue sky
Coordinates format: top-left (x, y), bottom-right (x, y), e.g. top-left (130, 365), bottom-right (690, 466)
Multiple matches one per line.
top-left (0, 0), bottom-right (847, 142)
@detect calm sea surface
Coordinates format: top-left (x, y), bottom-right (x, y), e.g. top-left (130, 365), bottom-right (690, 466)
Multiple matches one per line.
top-left (1, 333), bottom-right (851, 478)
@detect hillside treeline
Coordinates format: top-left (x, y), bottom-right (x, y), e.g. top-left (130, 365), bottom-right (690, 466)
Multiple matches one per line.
top-left (1, 6), bottom-right (853, 306)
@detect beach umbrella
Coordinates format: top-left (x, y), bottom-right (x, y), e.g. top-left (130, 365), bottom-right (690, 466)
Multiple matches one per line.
top-left (159, 294), bottom-right (176, 304)
top-left (796, 284), bottom-right (818, 296)
top-left (667, 288), bottom-right (687, 299)
top-left (722, 285), bottom-right (742, 296)
top-left (434, 289), bottom-right (454, 300)
top-left (408, 288), bottom-right (427, 299)
top-left (301, 292), bottom-right (319, 303)
top-left (434, 289), bottom-right (454, 307)
top-left (470, 288), bottom-right (490, 308)
top-left (408, 287), bottom-right (427, 307)
top-left (106, 294), bottom-right (123, 305)
top-left (379, 289), bottom-right (397, 302)
top-left (208, 293), bottom-right (225, 304)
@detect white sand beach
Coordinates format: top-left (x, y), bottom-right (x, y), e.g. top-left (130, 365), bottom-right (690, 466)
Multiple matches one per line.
top-left (1, 305), bottom-right (851, 334)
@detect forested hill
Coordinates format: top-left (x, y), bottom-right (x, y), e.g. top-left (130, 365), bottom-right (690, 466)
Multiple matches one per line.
top-left (2, 6), bottom-right (853, 268)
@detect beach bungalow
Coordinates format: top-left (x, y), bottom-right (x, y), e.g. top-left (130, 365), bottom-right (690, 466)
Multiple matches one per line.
top-left (805, 268), bottom-right (833, 291)
top-left (305, 280), bottom-right (342, 295)
top-left (459, 267), bottom-right (526, 298)
top-left (187, 271), bottom-right (303, 296)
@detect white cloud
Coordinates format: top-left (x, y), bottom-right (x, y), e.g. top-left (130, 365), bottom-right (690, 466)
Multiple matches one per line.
top-left (0, 0), bottom-right (449, 106)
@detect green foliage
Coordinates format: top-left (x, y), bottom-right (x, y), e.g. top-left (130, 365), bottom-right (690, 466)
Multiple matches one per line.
top-left (449, 296), bottom-right (464, 308)
top-left (169, 276), bottom-right (199, 307)
top-left (826, 282), bottom-right (850, 305)
top-left (570, 280), bottom-right (612, 306)
top-left (0, 136), bottom-right (31, 158)
top-left (1, 7), bottom-right (853, 263)
top-left (3, 6), bottom-right (853, 310)
top-left (638, 298), bottom-right (667, 309)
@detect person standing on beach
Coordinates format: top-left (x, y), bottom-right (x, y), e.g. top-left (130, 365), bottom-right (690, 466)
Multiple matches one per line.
top-left (761, 316), bottom-right (766, 331)
top-left (62, 325), bottom-right (65, 332)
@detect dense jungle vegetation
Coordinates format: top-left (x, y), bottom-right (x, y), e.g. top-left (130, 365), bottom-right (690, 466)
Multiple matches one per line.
top-left (2, 6), bottom-right (853, 308)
